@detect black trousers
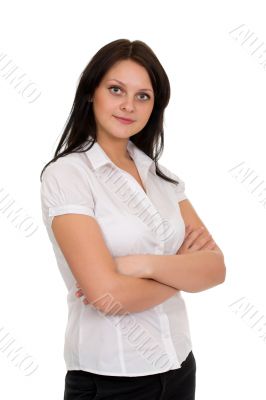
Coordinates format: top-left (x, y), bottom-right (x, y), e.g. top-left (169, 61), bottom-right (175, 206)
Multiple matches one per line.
top-left (64, 350), bottom-right (196, 400)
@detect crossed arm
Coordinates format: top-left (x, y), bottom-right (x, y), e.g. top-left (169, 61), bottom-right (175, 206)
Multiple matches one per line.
top-left (114, 249), bottom-right (225, 293)
top-left (75, 199), bottom-right (226, 314)
top-left (76, 246), bottom-right (225, 315)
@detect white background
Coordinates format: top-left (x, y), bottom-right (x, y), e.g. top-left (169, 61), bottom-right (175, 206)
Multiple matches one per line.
top-left (0, 0), bottom-right (265, 398)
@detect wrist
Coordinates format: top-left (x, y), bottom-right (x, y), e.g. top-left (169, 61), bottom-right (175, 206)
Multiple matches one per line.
top-left (138, 254), bottom-right (155, 279)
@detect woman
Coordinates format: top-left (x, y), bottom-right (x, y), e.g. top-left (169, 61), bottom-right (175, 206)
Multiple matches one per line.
top-left (40, 39), bottom-right (226, 399)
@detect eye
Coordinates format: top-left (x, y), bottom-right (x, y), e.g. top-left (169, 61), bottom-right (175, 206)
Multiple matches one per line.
top-left (108, 86), bottom-right (123, 95)
top-left (138, 93), bottom-right (150, 101)
top-left (108, 86), bottom-right (151, 101)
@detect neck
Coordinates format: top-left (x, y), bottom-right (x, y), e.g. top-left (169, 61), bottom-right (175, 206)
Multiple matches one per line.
top-left (96, 137), bottom-right (133, 163)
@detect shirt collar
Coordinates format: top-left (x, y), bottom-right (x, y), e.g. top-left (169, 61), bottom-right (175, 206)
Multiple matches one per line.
top-left (85, 140), bottom-right (156, 176)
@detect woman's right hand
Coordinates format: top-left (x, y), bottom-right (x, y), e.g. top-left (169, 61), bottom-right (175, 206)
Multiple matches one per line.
top-left (177, 225), bottom-right (216, 255)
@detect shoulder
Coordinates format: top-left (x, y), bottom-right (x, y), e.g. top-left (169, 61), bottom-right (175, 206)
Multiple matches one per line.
top-left (41, 152), bottom-right (91, 182)
top-left (156, 162), bottom-right (187, 202)
top-left (157, 162), bottom-right (185, 186)
top-left (40, 152), bottom-right (95, 203)
top-left (40, 152), bottom-right (95, 213)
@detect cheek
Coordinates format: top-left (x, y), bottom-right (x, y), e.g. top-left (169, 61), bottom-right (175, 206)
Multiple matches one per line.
top-left (142, 105), bottom-right (153, 120)
top-left (93, 99), bottom-right (113, 121)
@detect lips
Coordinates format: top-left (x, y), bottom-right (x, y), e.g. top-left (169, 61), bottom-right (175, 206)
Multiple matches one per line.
top-left (114, 115), bottom-right (135, 123)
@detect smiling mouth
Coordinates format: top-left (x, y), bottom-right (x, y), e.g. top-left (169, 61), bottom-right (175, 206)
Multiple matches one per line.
top-left (114, 116), bottom-right (135, 124)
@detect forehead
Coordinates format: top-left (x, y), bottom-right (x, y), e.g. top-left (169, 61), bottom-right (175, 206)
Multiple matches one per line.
top-left (103, 60), bottom-right (152, 87)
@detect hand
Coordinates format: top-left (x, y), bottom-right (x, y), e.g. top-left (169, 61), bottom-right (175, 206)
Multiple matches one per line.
top-left (177, 225), bottom-right (216, 255)
top-left (75, 282), bottom-right (89, 305)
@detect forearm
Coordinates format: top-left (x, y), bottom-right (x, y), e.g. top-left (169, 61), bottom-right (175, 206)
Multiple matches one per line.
top-left (92, 274), bottom-right (178, 316)
top-left (143, 250), bottom-right (226, 293)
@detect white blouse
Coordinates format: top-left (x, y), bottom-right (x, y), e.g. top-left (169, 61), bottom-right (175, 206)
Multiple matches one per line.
top-left (40, 139), bottom-right (193, 377)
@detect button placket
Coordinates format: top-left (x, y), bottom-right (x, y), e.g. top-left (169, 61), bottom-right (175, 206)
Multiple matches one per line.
top-left (98, 166), bottom-right (175, 245)
top-left (126, 173), bottom-right (176, 246)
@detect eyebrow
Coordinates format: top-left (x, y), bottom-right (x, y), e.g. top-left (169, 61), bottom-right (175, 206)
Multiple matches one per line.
top-left (106, 79), bottom-right (153, 92)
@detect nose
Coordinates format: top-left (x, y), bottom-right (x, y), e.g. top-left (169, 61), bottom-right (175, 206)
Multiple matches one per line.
top-left (120, 96), bottom-right (135, 112)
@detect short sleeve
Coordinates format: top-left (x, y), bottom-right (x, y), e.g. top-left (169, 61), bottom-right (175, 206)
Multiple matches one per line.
top-left (172, 175), bottom-right (187, 203)
top-left (159, 163), bottom-right (187, 203)
top-left (40, 159), bottom-right (95, 223)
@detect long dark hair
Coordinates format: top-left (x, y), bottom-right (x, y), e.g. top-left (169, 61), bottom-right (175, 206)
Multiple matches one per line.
top-left (40, 39), bottom-right (180, 186)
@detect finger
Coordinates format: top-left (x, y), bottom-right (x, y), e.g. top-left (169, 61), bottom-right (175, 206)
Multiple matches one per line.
top-left (187, 226), bottom-right (204, 238)
top-left (184, 227), bottom-right (205, 248)
top-left (187, 232), bottom-right (213, 252)
top-left (188, 235), bottom-right (214, 252)
top-left (190, 240), bottom-right (216, 252)
top-left (205, 240), bottom-right (216, 250)
top-left (184, 225), bottom-right (194, 239)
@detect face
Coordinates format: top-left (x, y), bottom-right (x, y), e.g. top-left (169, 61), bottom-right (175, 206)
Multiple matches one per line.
top-left (91, 59), bottom-right (155, 142)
